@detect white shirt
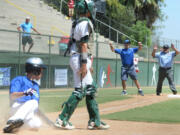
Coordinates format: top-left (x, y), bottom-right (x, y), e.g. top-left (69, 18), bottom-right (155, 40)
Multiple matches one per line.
top-left (70, 21), bottom-right (90, 55)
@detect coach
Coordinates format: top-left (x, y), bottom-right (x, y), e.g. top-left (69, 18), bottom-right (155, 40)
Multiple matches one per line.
top-left (152, 44), bottom-right (179, 96)
top-left (109, 39), bottom-right (144, 96)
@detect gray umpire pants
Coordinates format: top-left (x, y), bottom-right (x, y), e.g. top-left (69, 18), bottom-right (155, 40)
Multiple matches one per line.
top-left (156, 67), bottom-right (177, 94)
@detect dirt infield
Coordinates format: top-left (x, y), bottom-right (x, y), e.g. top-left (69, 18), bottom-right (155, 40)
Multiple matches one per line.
top-left (1, 94), bottom-right (180, 135)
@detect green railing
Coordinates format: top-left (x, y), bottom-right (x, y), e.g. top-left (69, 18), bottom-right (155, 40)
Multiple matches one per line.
top-left (0, 29), bottom-right (180, 89)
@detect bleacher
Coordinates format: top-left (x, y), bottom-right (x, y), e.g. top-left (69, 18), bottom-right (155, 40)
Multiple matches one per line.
top-left (0, 0), bottom-right (117, 58)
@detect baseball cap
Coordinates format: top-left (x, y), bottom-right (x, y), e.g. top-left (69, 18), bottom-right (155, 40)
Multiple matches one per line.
top-left (124, 39), bottom-right (131, 44)
top-left (163, 44), bottom-right (169, 50)
top-left (26, 16), bottom-right (30, 20)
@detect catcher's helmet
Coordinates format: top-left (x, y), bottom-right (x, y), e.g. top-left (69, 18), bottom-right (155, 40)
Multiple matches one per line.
top-left (25, 57), bottom-right (46, 75)
top-left (75, 0), bottom-right (96, 19)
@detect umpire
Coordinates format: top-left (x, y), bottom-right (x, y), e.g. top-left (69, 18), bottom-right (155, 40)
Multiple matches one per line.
top-left (152, 44), bottom-right (179, 96)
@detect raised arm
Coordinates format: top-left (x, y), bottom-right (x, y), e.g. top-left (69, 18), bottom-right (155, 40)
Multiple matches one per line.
top-left (171, 43), bottom-right (179, 55)
top-left (138, 42), bottom-right (142, 51)
top-left (152, 45), bottom-right (158, 57)
top-left (109, 43), bottom-right (115, 52)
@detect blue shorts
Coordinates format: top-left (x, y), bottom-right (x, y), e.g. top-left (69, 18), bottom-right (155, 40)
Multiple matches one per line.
top-left (121, 65), bottom-right (137, 81)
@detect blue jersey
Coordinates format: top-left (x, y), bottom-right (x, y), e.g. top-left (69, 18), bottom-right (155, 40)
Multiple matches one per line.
top-left (20, 22), bottom-right (33, 36)
top-left (10, 76), bottom-right (40, 103)
top-left (115, 48), bottom-right (138, 67)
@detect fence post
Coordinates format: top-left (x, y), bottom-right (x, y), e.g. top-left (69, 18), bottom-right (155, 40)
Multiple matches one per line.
top-left (60, 0), bottom-right (63, 14)
top-left (18, 32), bottom-right (22, 75)
top-left (109, 18), bottom-right (111, 40)
top-left (48, 36), bottom-right (52, 88)
top-left (145, 34), bottom-right (150, 86)
top-left (115, 32), bottom-right (118, 87)
top-left (147, 46), bottom-right (150, 86)
top-left (95, 31), bottom-right (99, 85)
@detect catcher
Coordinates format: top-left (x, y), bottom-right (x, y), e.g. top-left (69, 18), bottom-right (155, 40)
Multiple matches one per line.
top-left (54, 0), bottom-right (110, 130)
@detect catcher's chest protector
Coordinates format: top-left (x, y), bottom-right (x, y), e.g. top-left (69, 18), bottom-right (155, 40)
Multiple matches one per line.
top-left (73, 17), bottom-right (94, 54)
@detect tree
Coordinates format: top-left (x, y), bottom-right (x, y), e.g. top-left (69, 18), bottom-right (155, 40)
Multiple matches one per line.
top-left (127, 21), bottom-right (152, 46)
top-left (118, 0), bottom-right (166, 29)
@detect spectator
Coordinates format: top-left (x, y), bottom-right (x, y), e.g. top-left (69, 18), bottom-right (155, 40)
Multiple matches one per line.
top-left (17, 17), bottom-right (41, 53)
top-left (68, 0), bottom-right (75, 17)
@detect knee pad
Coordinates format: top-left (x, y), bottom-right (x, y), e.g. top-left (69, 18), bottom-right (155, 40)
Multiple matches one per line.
top-left (72, 88), bottom-right (85, 100)
top-left (85, 84), bottom-right (97, 98)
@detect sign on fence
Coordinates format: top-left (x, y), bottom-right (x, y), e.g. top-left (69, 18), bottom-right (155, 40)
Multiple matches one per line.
top-left (55, 69), bottom-right (68, 86)
top-left (0, 67), bottom-right (11, 86)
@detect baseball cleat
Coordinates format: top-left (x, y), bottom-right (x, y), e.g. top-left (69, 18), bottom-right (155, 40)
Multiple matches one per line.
top-left (54, 118), bottom-right (63, 128)
top-left (88, 121), bottom-right (110, 130)
top-left (3, 119), bottom-right (24, 133)
top-left (156, 93), bottom-right (162, 96)
top-left (121, 90), bottom-right (127, 95)
top-left (138, 90), bottom-right (144, 96)
top-left (87, 121), bottom-right (95, 130)
top-left (172, 91), bottom-right (177, 95)
top-left (54, 118), bottom-right (75, 130)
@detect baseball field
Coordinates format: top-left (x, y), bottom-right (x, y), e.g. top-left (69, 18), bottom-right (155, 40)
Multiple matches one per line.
top-left (1, 86), bottom-right (180, 135)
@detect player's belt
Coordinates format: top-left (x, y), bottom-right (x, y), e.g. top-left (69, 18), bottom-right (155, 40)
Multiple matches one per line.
top-left (160, 67), bottom-right (171, 70)
top-left (71, 52), bottom-right (78, 56)
top-left (122, 64), bottom-right (134, 68)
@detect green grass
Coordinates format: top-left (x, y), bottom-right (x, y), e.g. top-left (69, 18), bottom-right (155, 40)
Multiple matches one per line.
top-left (0, 86), bottom-right (179, 113)
top-left (102, 99), bottom-right (180, 123)
top-left (38, 86), bottom-right (176, 112)
top-left (39, 89), bottom-right (131, 112)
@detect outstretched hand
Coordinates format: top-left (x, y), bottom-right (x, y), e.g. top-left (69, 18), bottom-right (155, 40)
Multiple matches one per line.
top-left (171, 43), bottom-right (175, 50)
top-left (153, 45), bottom-right (158, 50)
top-left (138, 42), bottom-right (142, 46)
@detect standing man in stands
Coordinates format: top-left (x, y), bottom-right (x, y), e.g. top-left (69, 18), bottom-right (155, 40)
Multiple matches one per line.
top-left (17, 17), bottom-right (41, 53)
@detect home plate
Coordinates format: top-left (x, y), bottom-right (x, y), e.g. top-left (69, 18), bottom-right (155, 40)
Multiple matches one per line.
top-left (168, 94), bottom-right (180, 98)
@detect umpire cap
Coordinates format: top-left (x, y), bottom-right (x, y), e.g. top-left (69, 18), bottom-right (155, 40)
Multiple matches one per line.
top-left (163, 44), bottom-right (169, 50)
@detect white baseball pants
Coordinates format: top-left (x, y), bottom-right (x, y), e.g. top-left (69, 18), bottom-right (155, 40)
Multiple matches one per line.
top-left (70, 53), bottom-right (93, 88)
top-left (9, 100), bottom-right (42, 129)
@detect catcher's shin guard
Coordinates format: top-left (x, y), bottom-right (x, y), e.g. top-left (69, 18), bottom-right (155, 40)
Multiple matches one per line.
top-left (59, 88), bottom-right (84, 123)
top-left (85, 85), bottom-right (101, 126)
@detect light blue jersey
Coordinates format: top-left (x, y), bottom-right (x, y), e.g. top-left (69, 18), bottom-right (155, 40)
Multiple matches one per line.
top-left (10, 76), bottom-right (39, 103)
top-left (155, 51), bottom-right (176, 68)
top-left (20, 22), bottom-right (33, 36)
